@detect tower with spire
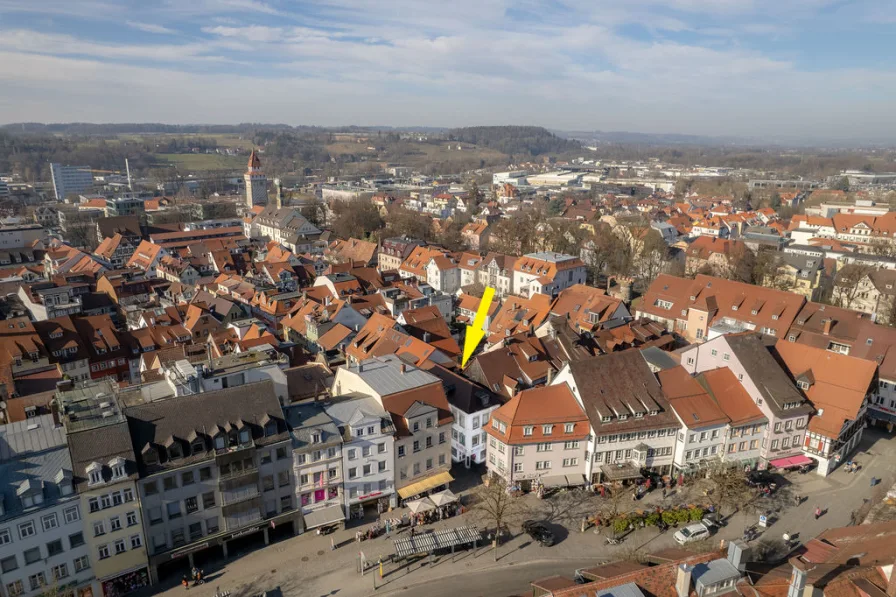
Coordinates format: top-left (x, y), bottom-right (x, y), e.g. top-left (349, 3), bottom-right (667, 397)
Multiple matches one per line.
top-left (244, 149), bottom-right (268, 208)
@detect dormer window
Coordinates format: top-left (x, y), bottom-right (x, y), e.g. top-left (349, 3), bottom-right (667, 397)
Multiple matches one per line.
top-left (167, 443), bottom-right (182, 460)
top-left (312, 431), bottom-right (322, 444)
top-left (239, 429), bottom-right (250, 444)
top-left (214, 435), bottom-right (225, 450)
top-left (523, 426), bottom-right (534, 436)
top-left (264, 421), bottom-right (277, 437)
top-left (108, 457), bottom-right (126, 480)
top-left (798, 380), bottom-right (810, 391)
top-left (191, 438), bottom-right (206, 455)
top-left (542, 424), bottom-right (553, 435)
top-left (58, 471), bottom-right (73, 495)
top-left (143, 445), bottom-right (159, 466)
top-left (86, 462), bottom-right (103, 486)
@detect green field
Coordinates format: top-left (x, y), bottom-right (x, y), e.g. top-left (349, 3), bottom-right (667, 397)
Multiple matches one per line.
top-left (153, 153), bottom-right (246, 171)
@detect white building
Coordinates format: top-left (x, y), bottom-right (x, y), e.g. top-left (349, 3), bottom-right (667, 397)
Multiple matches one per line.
top-left (284, 404), bottom-right (346, 532)
top-left (0, 416), bottom-right (99, 597)
top-left (323, 396), bottom-right (397, 516)
top-left (50, 164), bottom-right (94, 201)
top-left (551, 350), bottom-right (679, 482)
top-left (512, 252), bottom-right (586, 298)
top-left (424, 365), bottom-right (501, 468)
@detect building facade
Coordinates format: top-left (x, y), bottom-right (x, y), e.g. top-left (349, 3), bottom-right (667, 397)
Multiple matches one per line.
top-left (59, 382), bottom-right (150, 596)
top-left (0, 415), bottom-right (100, 597)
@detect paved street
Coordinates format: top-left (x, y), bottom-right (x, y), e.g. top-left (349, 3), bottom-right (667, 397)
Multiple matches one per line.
top-left (149, 428), bottom-right (896, 597)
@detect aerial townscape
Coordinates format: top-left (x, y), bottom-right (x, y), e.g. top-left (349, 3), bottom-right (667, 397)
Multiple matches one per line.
top-left (5, 3), bottom-right (896, 597)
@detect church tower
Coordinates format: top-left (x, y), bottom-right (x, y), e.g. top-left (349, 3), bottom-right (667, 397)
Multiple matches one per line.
top-left (244, 150), bottom-right (268, 208)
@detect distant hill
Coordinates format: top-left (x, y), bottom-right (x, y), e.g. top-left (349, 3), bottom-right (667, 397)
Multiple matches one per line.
top-left (445, 126), bottom-right (581, 157)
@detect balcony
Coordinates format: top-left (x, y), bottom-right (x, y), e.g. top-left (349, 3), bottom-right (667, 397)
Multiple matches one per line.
top-left (225, 509), bottom-right (263, 531)
top-left (221, 484), bottom-right (260, 506)
top-left (218, 464), bottom-right (258, 483)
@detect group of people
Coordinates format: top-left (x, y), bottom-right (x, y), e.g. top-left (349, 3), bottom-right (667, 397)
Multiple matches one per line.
top-left (845, 461), bottom-right (861, 474)
top-left (181, 567), bottom-right (204, 589)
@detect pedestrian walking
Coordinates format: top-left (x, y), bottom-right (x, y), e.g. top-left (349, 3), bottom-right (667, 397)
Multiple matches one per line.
top-left (815, 506), bottom-right (822, 520)
top-left (662, 487), bottom-right (667, 499)
top-left (182, 575), bottom-right (190, 590)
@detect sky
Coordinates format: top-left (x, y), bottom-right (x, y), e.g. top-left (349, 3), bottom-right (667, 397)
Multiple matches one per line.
top-left (0, 0), bottom-right (894, 140)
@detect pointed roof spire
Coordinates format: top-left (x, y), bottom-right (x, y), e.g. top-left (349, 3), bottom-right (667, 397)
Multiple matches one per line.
top-left (248, 149), bottom-right (262, 171)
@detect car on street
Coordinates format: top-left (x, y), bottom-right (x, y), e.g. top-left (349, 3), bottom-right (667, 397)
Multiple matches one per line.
top-left (522, 520), bottom-right (555, 546)
top-left (673, 519), bottom-right (716, 545)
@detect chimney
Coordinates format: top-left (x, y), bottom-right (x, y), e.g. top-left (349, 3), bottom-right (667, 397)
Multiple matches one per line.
top-left (787, 558), bottom-right (810, 597)
top-left (50, 400), bottom-right (62, 428)
top-left (324, 295), bottom-right (331, 307)
top-left (675, 564), bottom-right (692, 597)
top-left (400, 364), bottom-right (407, 375)
top-left (823, 319), bottom-right (832, 336)
top-left (727, 539), bottom-right (747, 571)
top-left (546, 367), bottom-right (555, 386)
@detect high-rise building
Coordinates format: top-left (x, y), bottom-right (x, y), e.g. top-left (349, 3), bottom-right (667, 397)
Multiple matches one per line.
top-left (50, 163), bottom-right (94, 201)
top-left (244, 150), bottom-right (267, 208)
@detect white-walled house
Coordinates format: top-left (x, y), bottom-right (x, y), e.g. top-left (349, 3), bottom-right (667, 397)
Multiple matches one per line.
top-left (658, 367), bottom-right (730, 472)
top-left (421, 364), bottom-right (502, 468)
top-left (323, 395), bottom-right (397, 515)
top-left (680, 333), bottom-right (813, 469)
top-left (0, 416), bottom-right (100, 597)
top-left (551, 350), bottom-right (679, 483)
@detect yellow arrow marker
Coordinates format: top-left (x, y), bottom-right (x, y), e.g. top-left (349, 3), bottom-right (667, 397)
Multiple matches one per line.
top-left (462, 286), bottom-right (495, 368)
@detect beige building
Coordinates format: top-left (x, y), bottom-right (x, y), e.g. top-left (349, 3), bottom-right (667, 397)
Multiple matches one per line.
top-left (484, 385), bottom-right (589, 491)
top-left (59, 382), bottom-right (150, 595)
top-left (331, 355), bottom-right (454, 502)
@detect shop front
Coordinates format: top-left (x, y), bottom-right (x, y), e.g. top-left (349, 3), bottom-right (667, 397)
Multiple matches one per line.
top-left (348, 489), bottom-right (394, 519)
top-left (151, 510), bottom-right (300, 583)
top-left (101, 566), bottom-right (150, 597)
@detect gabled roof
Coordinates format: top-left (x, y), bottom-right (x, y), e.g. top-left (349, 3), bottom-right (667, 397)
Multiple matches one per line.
top-left (486, 384), bottom-right (588, 444)
top-left (773, 341), bottom-right (875, 438)
top-left (566, 350), bottom-right (679, 433)
top-left (658, 366), bottom-right (729, 429)
top-left (724, 334), bottom-right (811, 417)
top-left (698, 367), bottom-right (766, 427)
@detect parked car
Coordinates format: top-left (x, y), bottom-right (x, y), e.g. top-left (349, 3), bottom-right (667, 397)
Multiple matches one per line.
top-left (522, 520), bottom-right (555, 546)
top-left (673, 519), bottom-right (716, 545)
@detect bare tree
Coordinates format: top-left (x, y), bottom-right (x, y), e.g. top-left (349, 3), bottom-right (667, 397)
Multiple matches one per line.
top-left (472, 475), bottom-right (524, 561)
top-left (832, 264), bottom-right (874, 310)
top-left (703, 463), bottom-right (759, 520)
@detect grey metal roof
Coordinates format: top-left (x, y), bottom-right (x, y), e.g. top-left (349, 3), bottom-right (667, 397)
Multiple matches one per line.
top-left (345, 355), bottom-right (439, 397)
top-left (283, 403), bottom-right (342, 451)
top-left (640, 347), bottom-right (678, 372)
top-left (692, 558), bottom-right (740, 588)
top-left (594, 581), bottom-right (647, 597)
top-left (0, 414), bottom-right (66, 459)
top-left (0, 414), bottom-right (74, 522)
top-left (322, 394), bottom-right (395, 440)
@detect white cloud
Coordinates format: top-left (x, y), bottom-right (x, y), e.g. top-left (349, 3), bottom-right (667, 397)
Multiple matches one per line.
top-left (1, 0), bottom-right (895, 138)
top-left (126, 21), bottom-right (177, 35)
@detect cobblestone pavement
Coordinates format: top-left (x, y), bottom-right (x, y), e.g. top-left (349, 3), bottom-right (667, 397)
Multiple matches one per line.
top-left (150, 428), bottom-right (896, 597)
